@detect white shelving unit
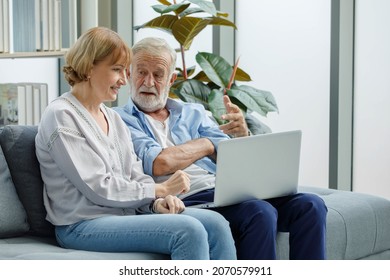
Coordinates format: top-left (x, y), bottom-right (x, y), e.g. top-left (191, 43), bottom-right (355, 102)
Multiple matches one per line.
top-left (0, 0), bottom-right (77, 59)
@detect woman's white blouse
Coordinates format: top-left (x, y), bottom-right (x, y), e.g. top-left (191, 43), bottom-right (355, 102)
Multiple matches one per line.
top-left (35, 92), bottom-right (156, 225)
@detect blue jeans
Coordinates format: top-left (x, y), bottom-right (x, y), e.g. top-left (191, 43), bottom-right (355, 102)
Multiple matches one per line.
top-left (55, 208), bottom-right (236, 260)
top-left (183, 190), bottom-right (328, 260)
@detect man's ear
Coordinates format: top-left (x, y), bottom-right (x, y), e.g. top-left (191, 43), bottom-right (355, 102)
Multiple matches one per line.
top-left (169, 73), bottom-right (177, 85)
top-left (126, 68), bottom-right (131, 80)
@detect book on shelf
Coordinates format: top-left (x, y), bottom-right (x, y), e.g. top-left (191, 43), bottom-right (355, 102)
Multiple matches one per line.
top-left (61, 0), bottom-right (76, 48)
top-left (0, 0), bottom-right (4, 53)
top-left (1, 0), bottom-right (13, 53)
top-left (38, 0), bottom-right (62, 51)
top-left (0, 82), bottom-right (48, 126)
top-left (25, 84), bottom-right (33, 125)
top-left (1, 0), bottom-right (68, 54)
top-left (17, 85), bottom-right (26, 125)
top-left (13, 0), bottom-right (36, 52)
top-left (54, 0), bottom-right (62, 51)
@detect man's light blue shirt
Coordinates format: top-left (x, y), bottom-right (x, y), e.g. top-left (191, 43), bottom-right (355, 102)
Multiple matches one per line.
top-left (114, 98), bottom-right (230, 177)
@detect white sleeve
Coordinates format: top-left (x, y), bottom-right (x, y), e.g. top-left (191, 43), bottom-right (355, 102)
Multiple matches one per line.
top-left (41, 106), bottom-right (156, 209)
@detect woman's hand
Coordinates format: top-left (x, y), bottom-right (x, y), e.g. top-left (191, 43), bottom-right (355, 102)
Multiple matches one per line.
top-left (155, 170), bottom-right (190, 197)
top-left (153, 195), bottom-right (185, 214)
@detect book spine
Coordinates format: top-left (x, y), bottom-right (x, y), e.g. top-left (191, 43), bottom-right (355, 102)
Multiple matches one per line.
top-left (39, 83), bottom-right (48, 118)
top-left (54, 0), bottom-right (61, 51)
top-left (17, 85), bottom-right (26, 125)
top-left (3, 0), bottom-right (13, 53)
top-left (48, 0), bottom-right (54, 51)
top-left (41, 0), bottom-right (49, 51)
top-left (25, 84), bottom-right (33, 125)
top-left (0, 0), bottom-right (4, 53)
top-left (35, 0), bottom-right (41, 51)
top-left (33, 86), bottom-right (41, 124)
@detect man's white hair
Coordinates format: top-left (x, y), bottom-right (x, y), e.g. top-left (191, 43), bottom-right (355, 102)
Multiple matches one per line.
top-left (131, 37), bottom-right (177, 75)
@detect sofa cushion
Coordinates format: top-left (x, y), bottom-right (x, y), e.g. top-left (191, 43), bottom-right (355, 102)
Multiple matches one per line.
top-left (300, 186), bottom-right (390, 259)
top-left (0, 125), bottom-right (54, 237)
top-left (0, 144), bottom-right (29, 238)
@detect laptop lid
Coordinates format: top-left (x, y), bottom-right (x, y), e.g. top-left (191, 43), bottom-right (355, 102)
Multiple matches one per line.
top-left (212, 130), bottom-right (302, 207)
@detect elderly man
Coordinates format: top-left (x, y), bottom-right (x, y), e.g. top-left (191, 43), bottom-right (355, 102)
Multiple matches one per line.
top-left (114, 37), bottom-right (327, 260)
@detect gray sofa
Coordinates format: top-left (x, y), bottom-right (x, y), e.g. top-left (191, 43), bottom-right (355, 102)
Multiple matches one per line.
top-left (1, 125), bottom-right (390, 260)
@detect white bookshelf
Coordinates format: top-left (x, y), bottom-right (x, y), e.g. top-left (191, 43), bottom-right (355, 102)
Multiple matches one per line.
top-left (0, 0), bottom-right (77, 58)
top-left (0, 50), bottom-right (67, 59)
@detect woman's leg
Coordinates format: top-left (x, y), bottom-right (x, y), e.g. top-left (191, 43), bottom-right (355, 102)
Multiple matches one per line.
top-left (181, 208), bottom-right (237, 260)
top-left (55, 214), bottom-right (212, 260)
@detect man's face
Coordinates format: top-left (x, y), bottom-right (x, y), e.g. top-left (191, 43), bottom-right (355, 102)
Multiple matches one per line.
top-left (130, 50), bottom-right (175, 112)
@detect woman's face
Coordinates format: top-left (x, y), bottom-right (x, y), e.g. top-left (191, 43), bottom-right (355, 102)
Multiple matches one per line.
top-left (89, 56), bottom-right (128, 103)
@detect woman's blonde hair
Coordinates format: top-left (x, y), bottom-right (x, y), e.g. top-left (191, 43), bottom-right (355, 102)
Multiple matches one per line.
top-left (63, 27), bottom-right (132, 86)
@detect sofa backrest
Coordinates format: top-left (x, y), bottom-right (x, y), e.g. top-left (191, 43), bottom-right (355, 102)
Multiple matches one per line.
top-left (0, 125), bottom-right (54, 237)
top-left (0, 135), bottom-right (29, 238)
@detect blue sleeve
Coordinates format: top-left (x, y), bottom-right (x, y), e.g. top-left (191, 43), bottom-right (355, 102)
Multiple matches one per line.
top-left (181, 103), bottom-right (231, 152)
top-left (115, 107), bottom-right (162, 176)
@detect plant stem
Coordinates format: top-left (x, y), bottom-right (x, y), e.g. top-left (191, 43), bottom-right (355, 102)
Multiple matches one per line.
top-left (180, 45), bottom-right (188, 80)
top-left (224, 56), bottom-right (240, 94)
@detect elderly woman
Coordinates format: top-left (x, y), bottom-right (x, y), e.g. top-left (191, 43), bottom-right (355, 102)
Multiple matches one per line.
top-left (35, 27), bottom-right (236, 260)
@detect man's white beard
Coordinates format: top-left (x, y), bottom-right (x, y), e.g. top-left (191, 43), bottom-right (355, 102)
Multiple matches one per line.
top-left (130, 81), bottom-right (168, 113)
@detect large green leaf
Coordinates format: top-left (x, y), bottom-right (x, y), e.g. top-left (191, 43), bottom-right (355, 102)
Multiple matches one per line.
top-left (179, 7), bottom-right (205, 17)
top-left (151, 3), bottom-right (190, 15)
top-left (158, 0), bottom-right (171, 5)
top-left (192, 70), bottom-right (210, 83)
top-left (196, 52), bottom-right (232, 89)
top-left (134, 15), bottom-right (177, 33)
top-left (216, 11), bottom-right (229, 17)
top-left (175, 65), bottom-right (196, 80)
top-left (188, 0), bottom-right (217, 16)
top-left (172, 17), bottom-right (211, 49)
top-left (227, 85), bottom-right (279, 116)
top-left (235, 67), bottom-right (252, 81)
top-left (172, 79), bottom-right (211, 109)
top-left (207, 17), bottom-right (237, 29)
top-left (208, 89), bottom-right (227, 124)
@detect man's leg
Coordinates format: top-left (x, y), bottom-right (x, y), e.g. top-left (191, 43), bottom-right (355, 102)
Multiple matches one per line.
top-left (184, 190), bottom-right (278, 260)
top-left (267, 193), bottom-right (328, 259)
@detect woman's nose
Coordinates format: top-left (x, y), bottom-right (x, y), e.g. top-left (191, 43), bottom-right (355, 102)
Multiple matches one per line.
top-left (119, 70), bottom-right (127, 85)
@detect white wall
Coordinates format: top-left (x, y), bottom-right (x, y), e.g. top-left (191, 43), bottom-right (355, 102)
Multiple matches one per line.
top-left (353, 0), bottom-right (390, 199)
top-left (236, 0), bottom-right (331, 188)
top-left (0, 58), bottom-right (59, 102)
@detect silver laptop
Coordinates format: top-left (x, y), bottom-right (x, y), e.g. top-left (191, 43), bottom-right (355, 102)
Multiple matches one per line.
top-left (191, 130), bottom-right (302, 208)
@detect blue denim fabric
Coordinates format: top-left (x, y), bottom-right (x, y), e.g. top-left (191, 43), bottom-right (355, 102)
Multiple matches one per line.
top-left (55, 208), bottom-right (236, 260)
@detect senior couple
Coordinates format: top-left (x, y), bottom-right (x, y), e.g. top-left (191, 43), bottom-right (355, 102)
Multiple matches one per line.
top-left (35, 27), bottom-right (327, 260)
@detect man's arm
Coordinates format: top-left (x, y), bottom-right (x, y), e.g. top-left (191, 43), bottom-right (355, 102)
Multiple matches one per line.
top-left (153, 138), bottom-right (215, 176)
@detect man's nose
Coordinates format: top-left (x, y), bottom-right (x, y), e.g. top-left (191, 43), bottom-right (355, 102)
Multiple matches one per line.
top-left (143, 74), bottom-right (155, 88)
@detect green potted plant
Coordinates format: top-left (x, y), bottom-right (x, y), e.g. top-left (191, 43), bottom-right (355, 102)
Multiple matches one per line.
top-left (134, 0), bottom-right (278, 134)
